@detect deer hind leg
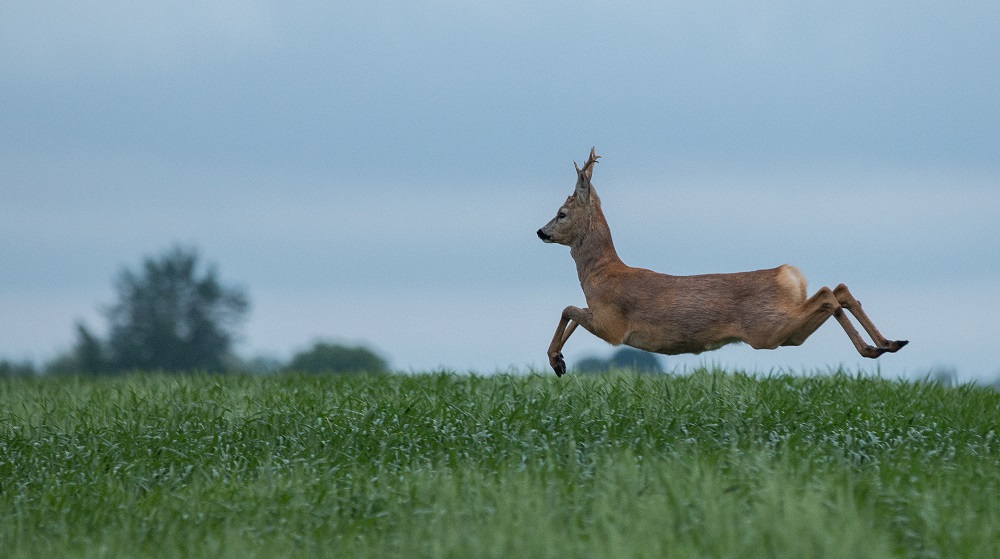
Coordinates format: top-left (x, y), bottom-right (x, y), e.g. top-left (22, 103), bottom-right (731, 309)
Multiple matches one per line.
top-left (547, 306), bottom-right (592, 377)
top-left (773, 287), bottom-right (888, 358)
top-left (833, 284), bottom-right (908, 353)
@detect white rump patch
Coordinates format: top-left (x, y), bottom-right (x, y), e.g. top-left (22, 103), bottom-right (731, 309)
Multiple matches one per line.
top-left (779, 265), bottom-right (808, 301)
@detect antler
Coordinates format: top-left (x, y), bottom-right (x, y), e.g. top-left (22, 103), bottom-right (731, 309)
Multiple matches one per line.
top-left (574, 147), bottom-right (601, 180)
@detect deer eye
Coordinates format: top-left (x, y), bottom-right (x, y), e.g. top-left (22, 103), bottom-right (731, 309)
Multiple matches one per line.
top-left (557, 211), bottom-right (567, 219)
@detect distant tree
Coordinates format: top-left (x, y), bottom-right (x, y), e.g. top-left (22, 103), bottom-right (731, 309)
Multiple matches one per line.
top-left (928, 366), bottom-right (958, 388)
top-left (574, 347), bottom-right (663, 374)
top-left (284, 342), bottom-right (389, 374)
top-left (608, 347), bottom-right (663, 373)
top-left (40, 324), bottom-right (107, 376)
top-left (103, 246), bottom-right (250, 373)
top-left (574, 356), bottom-right (611, 374)
top-left (75, 322), bottom-right (106, 375)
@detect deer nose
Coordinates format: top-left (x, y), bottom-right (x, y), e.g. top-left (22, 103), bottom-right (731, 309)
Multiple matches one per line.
top-left (537, 229), bottom-right (550, 241)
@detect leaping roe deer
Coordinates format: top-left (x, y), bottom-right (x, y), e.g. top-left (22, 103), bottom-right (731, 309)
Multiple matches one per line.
top-left (537, 148), bottom-right (908, 377)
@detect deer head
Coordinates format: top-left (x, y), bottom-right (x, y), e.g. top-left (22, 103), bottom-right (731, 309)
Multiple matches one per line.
top-left (537, 148), bottom-right (601, 246)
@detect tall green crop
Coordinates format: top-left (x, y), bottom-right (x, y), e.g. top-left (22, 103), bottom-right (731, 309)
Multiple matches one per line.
top-left (0, 370), bottom-right (998, 558)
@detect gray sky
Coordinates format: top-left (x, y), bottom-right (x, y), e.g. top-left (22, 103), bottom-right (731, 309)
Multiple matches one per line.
top-left (2, 1), bottom-right (998, 380)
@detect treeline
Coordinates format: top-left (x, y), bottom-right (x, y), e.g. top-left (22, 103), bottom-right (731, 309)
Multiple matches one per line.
top-left (1, 246), bottom-right (389, 377)
top-left (575, 347), bottom-right (664, 375)
top-left (0, 340), bottom-right (389, 377)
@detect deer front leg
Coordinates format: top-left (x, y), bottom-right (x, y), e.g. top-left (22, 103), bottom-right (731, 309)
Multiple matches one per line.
top-left (547, 306), bottom-right (593, 377)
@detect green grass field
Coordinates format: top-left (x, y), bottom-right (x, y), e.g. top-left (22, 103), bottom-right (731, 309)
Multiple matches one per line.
top-left (1, 369), bottom-right (999, 558)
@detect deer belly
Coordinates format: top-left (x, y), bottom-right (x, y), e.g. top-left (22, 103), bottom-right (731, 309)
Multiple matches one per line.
top-left (624, 329), bottom-right (742, 355)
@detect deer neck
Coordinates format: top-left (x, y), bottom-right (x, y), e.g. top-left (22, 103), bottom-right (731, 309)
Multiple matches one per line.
top-left (570, 203), bottom-right (624, 284)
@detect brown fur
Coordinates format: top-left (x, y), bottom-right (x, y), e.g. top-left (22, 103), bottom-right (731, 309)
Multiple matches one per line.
top-left (537, 149), bottom-right (908, 377)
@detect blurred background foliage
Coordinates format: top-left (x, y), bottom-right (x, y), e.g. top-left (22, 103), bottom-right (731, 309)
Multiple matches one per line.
top-left (1, 245), bottom-right (390, 376)
top-left (575, 347), bottom-right (664, 375)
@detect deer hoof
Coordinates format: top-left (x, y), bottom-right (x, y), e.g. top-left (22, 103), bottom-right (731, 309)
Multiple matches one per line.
top-left (884, 340), bottom-right (909, 352)
top-left (549, 352), bottom-right (566, 377)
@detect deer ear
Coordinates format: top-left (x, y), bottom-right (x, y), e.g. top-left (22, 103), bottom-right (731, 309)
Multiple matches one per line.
top-left (574, 161), bottom-right (591, 204)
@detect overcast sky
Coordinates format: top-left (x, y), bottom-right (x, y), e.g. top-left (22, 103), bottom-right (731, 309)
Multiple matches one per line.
top-left (2, 1), bottom-right (998, 380)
